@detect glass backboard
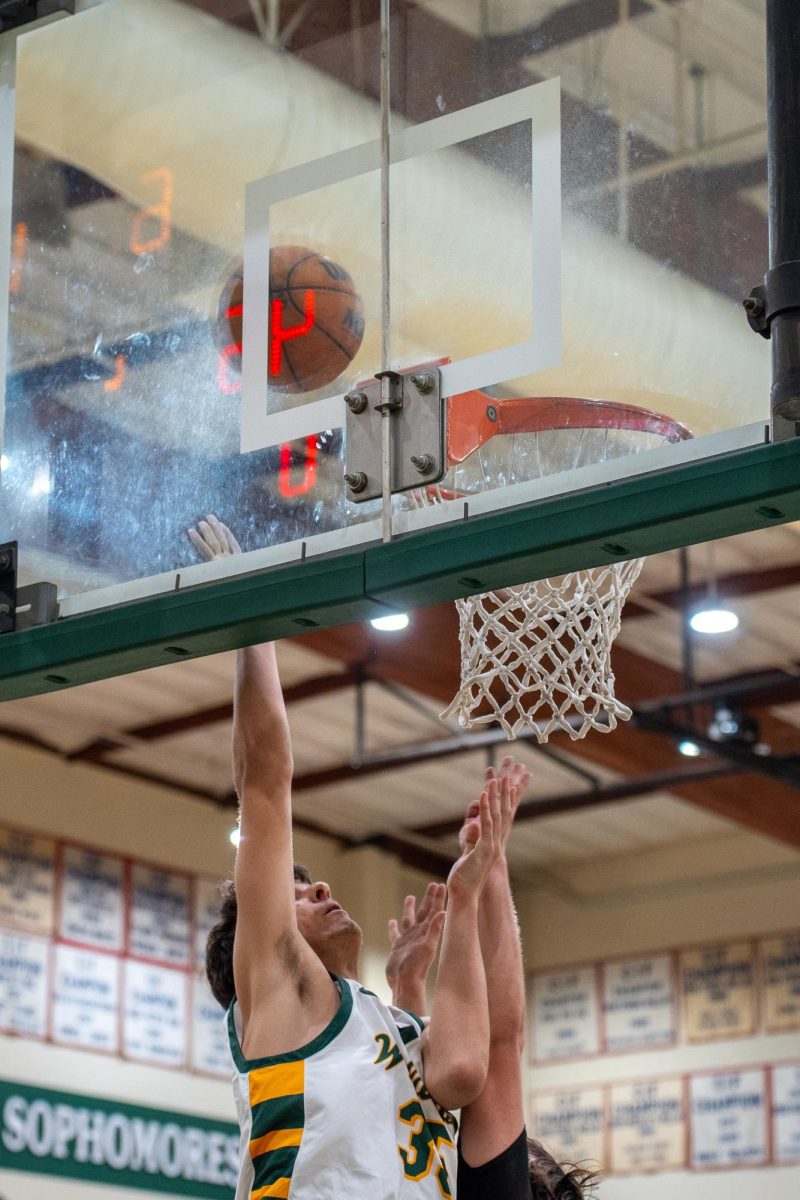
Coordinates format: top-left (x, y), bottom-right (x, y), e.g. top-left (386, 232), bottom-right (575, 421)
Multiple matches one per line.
top-left (0, 0), bottom-right (777, 638)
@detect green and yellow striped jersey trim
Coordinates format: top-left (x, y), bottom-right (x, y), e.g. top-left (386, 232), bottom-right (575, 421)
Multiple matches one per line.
top-left (228, 977), bottom-right (355, 1199)
top-left (248, 1060), bottom-right (304, 1199)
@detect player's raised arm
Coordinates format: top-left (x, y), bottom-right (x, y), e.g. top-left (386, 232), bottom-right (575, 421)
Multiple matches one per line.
top-left (422, 783), bottom-right (502, 1112)
top-left (459, 758), bottom-right (530, 1169)
top-left (190, 518), bottom-right (332, 1030)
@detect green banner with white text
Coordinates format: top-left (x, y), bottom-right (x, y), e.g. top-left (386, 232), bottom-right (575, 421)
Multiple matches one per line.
top-left (0, 1079), bottom-right (238, 1197)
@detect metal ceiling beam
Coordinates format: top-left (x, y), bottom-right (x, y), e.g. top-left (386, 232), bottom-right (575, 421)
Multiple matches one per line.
top-left (357, 831), bottom-right (455, 879)
top-left (67, 667), bottom-right (362, 763)
top-left (0, 721), bottom-right (348, 844)
top-left (628, 560), bottom-right (800, 620)
top-left (405, 761), bottom-right (736, 840)
top-left (285, 724), bottom-right (578, 795)
top-left (633, 710), bottom-right (800, 786)
top-left (636, 667), bottom-right (800, 712)
top-left (298, 604), bottom-right (800, 848)
top-left (485, 0), bottom-right (678, 56)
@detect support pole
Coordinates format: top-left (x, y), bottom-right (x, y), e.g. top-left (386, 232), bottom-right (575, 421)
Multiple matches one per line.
top-left (767, 0), bottom-right (800, 422)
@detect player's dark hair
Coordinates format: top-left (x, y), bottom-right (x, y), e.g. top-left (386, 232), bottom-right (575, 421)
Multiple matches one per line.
top-left (205, 864), bottom-right (312, 1008)
top-left (527, 1139), bottom-right (600, 1199)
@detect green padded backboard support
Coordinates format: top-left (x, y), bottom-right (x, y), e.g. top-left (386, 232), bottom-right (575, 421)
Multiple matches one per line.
top-left (1, 435), bottom-right (799, 702)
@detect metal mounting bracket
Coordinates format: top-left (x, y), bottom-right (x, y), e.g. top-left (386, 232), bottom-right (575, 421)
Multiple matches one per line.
top-left (0, 543), bottom-right (58, 634)
top-left (0, 541), bottom-right (17, 633)
top-left (343, 364), bottom-right (445, 503)
top-left (16, 580), bottom-right (58, 630)
top-left (744, 260), bottom-right (800, 339)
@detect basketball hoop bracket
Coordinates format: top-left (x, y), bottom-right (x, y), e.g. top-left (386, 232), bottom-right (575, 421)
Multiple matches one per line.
top-left (0, 542), bottom-right (17, 635)
top-left (344, 363), bottom-right (445, 502)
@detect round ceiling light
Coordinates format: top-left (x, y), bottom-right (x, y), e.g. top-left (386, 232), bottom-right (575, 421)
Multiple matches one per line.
top-left (689, 607), bottom-right (739, 634)
top-left (370, 613), bottom-right (410, 632)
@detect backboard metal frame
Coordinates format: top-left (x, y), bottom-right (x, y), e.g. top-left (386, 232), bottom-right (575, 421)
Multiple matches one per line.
top-left (2, 429), bottom-right (799, 702)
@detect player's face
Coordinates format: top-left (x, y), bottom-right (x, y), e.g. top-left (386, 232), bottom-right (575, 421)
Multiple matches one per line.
top-left (294, 879), bottom-right (362, 965)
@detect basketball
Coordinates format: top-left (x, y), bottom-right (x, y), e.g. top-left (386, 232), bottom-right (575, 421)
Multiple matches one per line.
top-left (216, 246), bottom-right (364, 394)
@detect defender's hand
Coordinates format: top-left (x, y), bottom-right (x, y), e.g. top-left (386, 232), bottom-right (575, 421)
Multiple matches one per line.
top-left (386, 882), bottom-right (446, 992)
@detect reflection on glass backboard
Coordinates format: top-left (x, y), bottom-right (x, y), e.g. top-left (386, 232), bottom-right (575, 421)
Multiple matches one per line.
top-left (1, 0), bottom-right (770, 616)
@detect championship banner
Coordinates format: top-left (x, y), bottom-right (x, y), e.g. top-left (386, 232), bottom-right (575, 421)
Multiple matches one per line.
top-left (773, 1063), bottom-right (800, 1165)
top-left (531, 966), bottom-right (601, 1061)
top-left (194, 877), bottom-right (222, 973)
top-left (0, 829), bottom-right (55, 934)
top-left (690, 1068), bottom-right (768, 1169)
top-left (532, 1087), bottom-right (606, 1169)
top-left (761, 933), bottom-right (800, 1033)
top-left (0, 930), bottom-right (48, 1037)
top-left (130, 865), bottom-right (191, 967)
top-left (680, 940), bottom-right (756, 1042)
top-left (52, 944), bottom-right (120, 1052)
top-left (59, 847), bottom-right (125, 952)
top-left (124, 961), bottom-right (188, 1068)
top-left (191, 976), bottom-right (230, 1077)
top-left (0, 1079), bottom-right (238, 1197)
top-left (609, 1078), bottom-right (685, 1174)
top-left (603, 954), bottom-right (676, 1052)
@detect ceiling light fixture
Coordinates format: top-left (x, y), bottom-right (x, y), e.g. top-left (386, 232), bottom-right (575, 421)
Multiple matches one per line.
top-left (707, 705), bottom-right (759, 746)
top-left (688, 544), bottom-right (739, 634)
top-left (370, 613), bottom-right (410, 632)
top-left (678, 738), bottom-right (702, 757)
top-left (689, 607), bottom-right (739, 634)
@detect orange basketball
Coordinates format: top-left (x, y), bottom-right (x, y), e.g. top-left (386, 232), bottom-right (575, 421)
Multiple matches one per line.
top-left (216, 246), bottom-right (364, 394)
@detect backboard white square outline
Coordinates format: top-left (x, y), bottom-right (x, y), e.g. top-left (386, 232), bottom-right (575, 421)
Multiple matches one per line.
top-left (241, 77), bottom-right (561, 452)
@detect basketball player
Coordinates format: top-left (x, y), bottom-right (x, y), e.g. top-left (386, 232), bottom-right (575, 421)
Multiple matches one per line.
top-left (389, 758), bottom-right (599, 1200)
top-left (193, 516), bottom-right (507, 1199)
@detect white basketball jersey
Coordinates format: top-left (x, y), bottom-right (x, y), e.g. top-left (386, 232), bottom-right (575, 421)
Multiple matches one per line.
top-left (227, 976), bottom-right (458, 1199)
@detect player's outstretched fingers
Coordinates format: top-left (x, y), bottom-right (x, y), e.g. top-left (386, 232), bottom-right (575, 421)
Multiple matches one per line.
top-left (429, 906), bottom-right (446, 945)
top-left (459, 797), bottom-right (481, 852)
top-left (401, 894), bottom-right (416, 931)
top-left (429, 883), bottom-right (446, 926)
top-left (199, 518), bottom-right (225, 557)
top-left (207, 513), bottom-right (241, 555)
top-left (187, 526), bottom-right (215, 562)
top-left (479, 784), bottom-right (498, 857)
top-left (388, 916), bottom-right (400, 948)
top-left (511, 762), bottom-right (530, 798)
top-left (417, 881), bottom-right (441, 925)
top-left (487, 777), bottom-right (502, 854)
top-left (497, 776), bottom-right (513, 841)
top-left (463, 790), bottom-right (487, 849)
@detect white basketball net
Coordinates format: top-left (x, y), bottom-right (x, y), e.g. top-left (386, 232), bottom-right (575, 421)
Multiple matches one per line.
top-left (406, 409), bottom-right (689, 743)
top-left (441, 558), bottom-right (644, 741)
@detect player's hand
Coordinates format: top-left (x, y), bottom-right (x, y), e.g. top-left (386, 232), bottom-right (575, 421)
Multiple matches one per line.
top-left (486, 755), bottom-right (529, 853)
top-left (187, 514), bottom-right (241, 562)
top-left (447, 780), bottom-right (503, 900)
top-left (458, 757), bottom-right (528, 858)
top-left (386, 883), bottom-right (446, 994)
